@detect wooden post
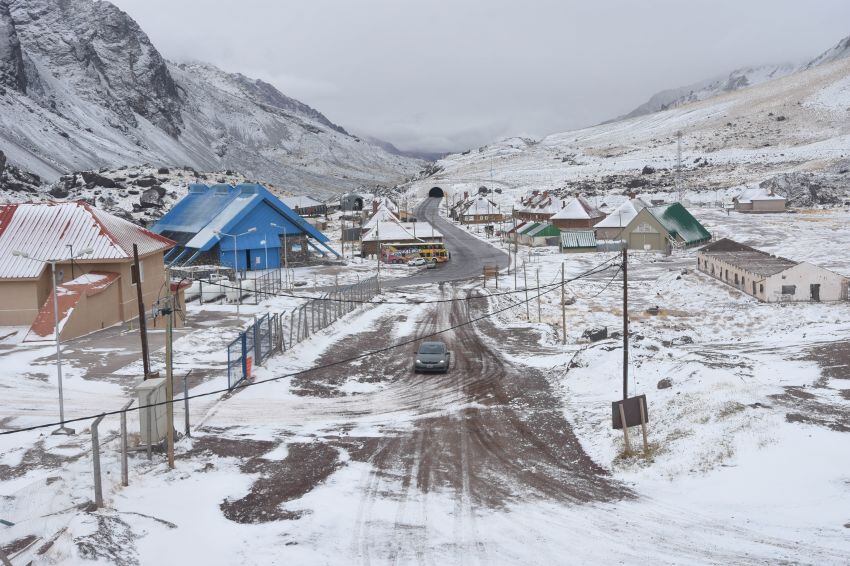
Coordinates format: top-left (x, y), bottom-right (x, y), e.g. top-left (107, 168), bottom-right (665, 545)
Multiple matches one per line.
top-left (561, 263), bottom-right (567, 345)
top-left (623, 247), bottom-right (629, 400)
top-left (92, 413), bottom-right (105, 508)
top-left (132, 244), bottom-right (151, 378)
top-left (165, 270), bottom-right (175, 469)
top-left (523, 261), bottom-right (529, 319)
top-left (618, 403), bottom-right (632, 455)
top-left (639, 396), bottom-right (649, 455)
top-left (536, 267), bottom-right (541, 322)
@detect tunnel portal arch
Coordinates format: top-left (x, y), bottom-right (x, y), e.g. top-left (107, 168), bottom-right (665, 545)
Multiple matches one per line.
top-left (428, 187), bottom-right (444, 198)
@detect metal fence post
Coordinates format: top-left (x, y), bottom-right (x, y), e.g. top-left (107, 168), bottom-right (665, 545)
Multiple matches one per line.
top-left (92, 413), bottom-right (106, 508)
top-left (290, 309), bottom-right (295, 346)
top-left (183, 371), bottom-right (191, 437)
top-left (120, 400), bottom-right (133, 487)
top-left (241, 331), bottom-right (248, 380)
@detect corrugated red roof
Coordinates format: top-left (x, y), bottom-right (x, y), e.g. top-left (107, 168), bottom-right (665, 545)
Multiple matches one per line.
top-left (0, 201), bottom-right (175, 279)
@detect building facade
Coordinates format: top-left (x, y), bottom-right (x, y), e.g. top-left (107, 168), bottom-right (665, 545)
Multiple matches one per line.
top-left (697, 239), bottom-right (848, 302)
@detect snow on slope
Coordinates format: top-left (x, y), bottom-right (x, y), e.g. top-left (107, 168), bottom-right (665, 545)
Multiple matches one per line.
top-left (0, 0), bottom-right (421, 198)
top-left (409, 55), bottom-right (850, 208)
top-left (620, 63), bottom-right (797, 120)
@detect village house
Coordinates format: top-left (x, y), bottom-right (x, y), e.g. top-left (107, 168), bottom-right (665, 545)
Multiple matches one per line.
top-left (515, 191), bottom-right (564, 222)
top-left (460, 196), bottom-right (505, 224)
top-left (593, 198), bottom-right (649, 240)
top-left (618, 203), bottom-right (711, 254)
top-left (549, 196), bottom-right (606, 230)
top-left (0, 201), bottom-right (178, 341)
top-left (514, 222), bottom-right (561, 247)
top-left (360, 220), bottom-right (444, 257)
top-left (697, 239), bottom-right (849, 302)
top-left (281, 195), bottom-right (327, 217)
top-left (152, 183), bottom-right (338, 271)
top-left (733, 187), bottom-right (787, 213)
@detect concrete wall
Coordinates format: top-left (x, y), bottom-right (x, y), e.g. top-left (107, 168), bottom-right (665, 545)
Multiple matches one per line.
top-left (751, 199), bottom-right (786, 213)
top-left (58, 280), bottom-right (122, 340)
top-left (595, 226), bottom-right (625, 240)
top-left (0, 280), bottom-right (43, 325)
top-left (763, 263), bottom-right (847, 303)
top-left (697, 253), bottom-right (768, 301)
top-left (697, 254), bottom-right (848, 303)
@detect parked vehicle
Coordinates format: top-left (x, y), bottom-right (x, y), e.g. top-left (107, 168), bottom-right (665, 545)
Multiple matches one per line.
top-left (408, 257), bottom-right (427, 267)
top-left (425, 260), bottom-right (438, 269)
top-left (414, 341), bottom-right (450, 373)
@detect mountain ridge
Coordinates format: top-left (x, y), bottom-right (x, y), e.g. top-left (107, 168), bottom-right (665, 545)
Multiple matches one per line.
top-left (0, 0), bottom-right (420, 198)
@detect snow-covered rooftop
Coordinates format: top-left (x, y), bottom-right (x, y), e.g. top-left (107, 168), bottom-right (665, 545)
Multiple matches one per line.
top-left (362, 221), bottom-right (442, 242)
top-left (0, 201), bottom-right (174, 279)
top-left (551, 198), bottom-right (590, 220)
top-left (594, 199), bottom-right (639, 228)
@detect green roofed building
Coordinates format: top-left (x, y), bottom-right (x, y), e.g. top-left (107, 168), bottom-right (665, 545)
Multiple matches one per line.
top-left (620, 203), bottom-right (711, 254)
top-left (559, 230), bottom-right (597, 253)
top-left (517, 222), bottom-right (561, 247)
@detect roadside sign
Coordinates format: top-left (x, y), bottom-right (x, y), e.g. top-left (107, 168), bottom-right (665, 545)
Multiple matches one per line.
top-left (612, 394), bottom-right (648, 429)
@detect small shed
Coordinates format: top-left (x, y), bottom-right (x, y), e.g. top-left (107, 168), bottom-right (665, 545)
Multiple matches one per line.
top-left (281, 195), bottom-right (327, 217)
top-left (733, 188), bottom-right (786, 213)
top-left (341, 193), bottom-right (366, 212)
top-left (560, 231), bottom-right (597, 253)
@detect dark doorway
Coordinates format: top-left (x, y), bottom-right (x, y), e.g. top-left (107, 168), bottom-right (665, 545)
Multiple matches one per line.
top-left (429, 187), bottom-right (444, 198)
top-left (811, 283), bottom-right (821, 302)
top-left (245, 249), bottom-right (251, 272)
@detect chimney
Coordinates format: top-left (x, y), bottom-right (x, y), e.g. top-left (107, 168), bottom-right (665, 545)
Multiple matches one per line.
top-left (532, 190), bottom-right (539, 196)
top-left (464, 191), bottom-right (468, 199)
top-left (372, 200), bottom-right (378, 213)
top-left (628, 191), bottom-right (637, 200)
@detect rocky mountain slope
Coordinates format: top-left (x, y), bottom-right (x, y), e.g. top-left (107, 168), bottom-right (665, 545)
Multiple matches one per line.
top-left (0, 0), bottom-right (421, 199)
top-left (622, 34), bottom-right (850, 120)
top-left (408, 39), bottom-right (850, 208)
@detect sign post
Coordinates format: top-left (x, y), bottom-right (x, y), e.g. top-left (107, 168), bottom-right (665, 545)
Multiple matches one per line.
top-left (612, 394), bottom-right (649, 455)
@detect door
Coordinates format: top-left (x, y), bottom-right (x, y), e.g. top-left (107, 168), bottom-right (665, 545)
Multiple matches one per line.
top-left (245, 250), bottom-right (251, 272)
top-left (810, 284), bottom-right (820, 302)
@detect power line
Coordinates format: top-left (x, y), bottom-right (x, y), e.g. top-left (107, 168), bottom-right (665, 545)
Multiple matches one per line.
top-left (188, 255), bottom-right (620, 305)
top-left (0, 261), bottom-right (619, 437)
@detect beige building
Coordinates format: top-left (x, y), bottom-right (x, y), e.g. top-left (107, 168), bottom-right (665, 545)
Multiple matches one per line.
top-left (619, 203), bottom-right (711, 254)
top-left (0, 201), bottom-right (177, 341)
top-left (697, 239), bottom-right (849, 302)
top-left (733, 188), bottom-right (787, 213)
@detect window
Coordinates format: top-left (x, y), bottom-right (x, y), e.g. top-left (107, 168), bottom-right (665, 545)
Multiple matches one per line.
top-left (781, 285), bottom-right (796, 295)
top-left (760, 284), bottom-right (764, 293)
top-left (734, 274), bottom-right (739, 284)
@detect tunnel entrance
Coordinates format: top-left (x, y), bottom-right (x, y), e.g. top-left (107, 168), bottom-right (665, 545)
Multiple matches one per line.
top-left (429, 187), bottom-right (444, 198)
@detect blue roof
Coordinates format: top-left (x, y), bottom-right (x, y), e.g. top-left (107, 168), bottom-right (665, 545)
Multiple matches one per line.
top-left (152, 183), bottom-right (337, 257)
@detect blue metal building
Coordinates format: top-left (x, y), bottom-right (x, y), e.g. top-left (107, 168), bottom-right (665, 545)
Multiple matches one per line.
top-left (152, 183), bottom-right (338, 270)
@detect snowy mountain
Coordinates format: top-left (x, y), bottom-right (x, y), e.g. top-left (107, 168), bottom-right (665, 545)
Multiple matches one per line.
top-left (620, 64), bottom-right (797, 120)
top-left (0, 0), bottom-right (421, 198)
top-left (622, 34), bottom-right (850, 121)
top-left (409, 47), bottom-right (850, 208)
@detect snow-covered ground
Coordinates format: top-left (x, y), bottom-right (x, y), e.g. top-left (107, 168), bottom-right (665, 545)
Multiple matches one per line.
top-left (1, 203), bottom-right (849, 564)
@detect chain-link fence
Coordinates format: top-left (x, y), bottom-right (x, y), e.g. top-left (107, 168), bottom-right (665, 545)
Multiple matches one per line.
top-left (226, 275), bottom-right (379, 390)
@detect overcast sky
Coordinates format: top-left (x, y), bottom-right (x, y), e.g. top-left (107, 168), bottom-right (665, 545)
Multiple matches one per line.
top-left (111, 0), bottom-right (850, 154)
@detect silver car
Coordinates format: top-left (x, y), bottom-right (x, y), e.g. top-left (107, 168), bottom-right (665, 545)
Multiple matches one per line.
top-left (414, 341), bottom-right (450, 373)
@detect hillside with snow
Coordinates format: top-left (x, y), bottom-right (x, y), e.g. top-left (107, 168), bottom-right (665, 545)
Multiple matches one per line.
top-left (0, 0), bottom-right (421, 199)
top-left (409, 38), bottom-right (850, 208)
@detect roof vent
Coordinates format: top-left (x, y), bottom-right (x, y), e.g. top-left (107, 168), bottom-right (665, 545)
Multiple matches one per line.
top-left (213, 184), bottom-right (232, 195)
top-left (189, 184), bottom-right (209, 194)
top-left (239, 184), bottom-right (258, 195)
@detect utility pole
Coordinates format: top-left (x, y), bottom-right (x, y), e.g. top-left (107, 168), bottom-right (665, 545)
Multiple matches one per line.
top-left (376, 222), bottom-right (381, 293)
top-left (676, 130), bottom-right (683, 203)
top-left (536, 267), bottom-right (541, 322)
top-left (132, 244), bottom-right (151, 378)
top-left (164, 268), bottom-right (175, 469)
top-left (523, 261), bottom-right (529, 319)
top-left (561, 262), bottom-right (567, 345)
top-left (622, 246), bottom-right (629, 400)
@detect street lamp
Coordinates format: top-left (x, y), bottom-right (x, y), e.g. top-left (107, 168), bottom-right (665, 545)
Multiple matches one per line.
top-left (13, 247), bottom-right (93, 434)
top-left (270, 222), bottom-right (290, 289)
top-left (214, 227), bottom-right (256, 317)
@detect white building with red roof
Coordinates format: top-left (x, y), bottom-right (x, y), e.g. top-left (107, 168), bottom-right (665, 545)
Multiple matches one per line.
top-left (0, 201), bottom-right (176, 341)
